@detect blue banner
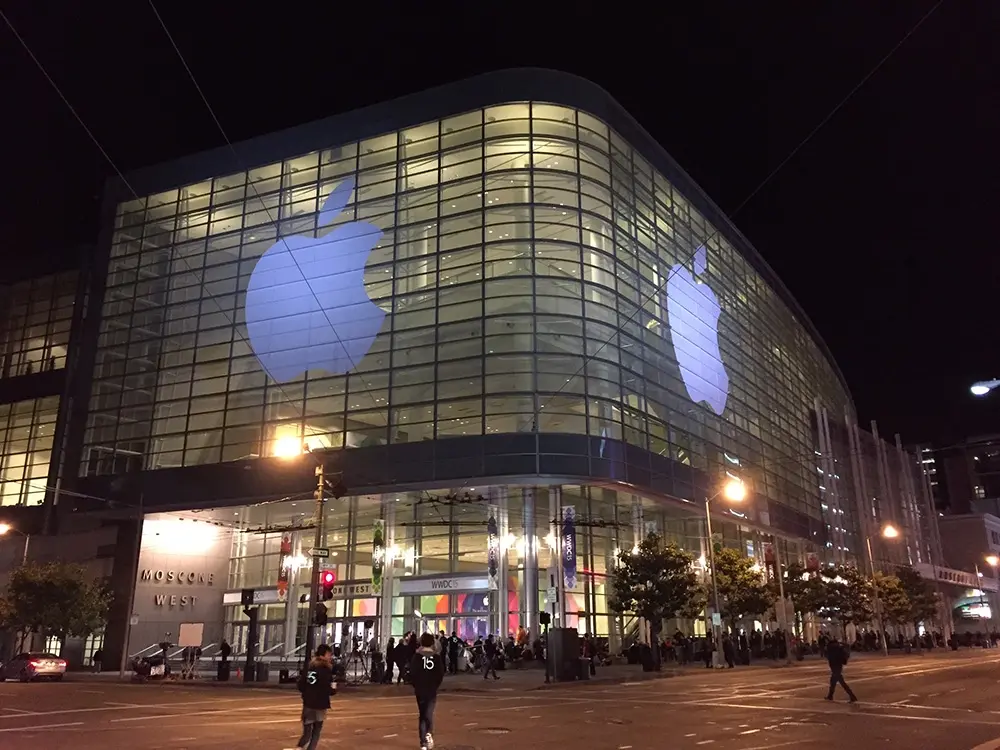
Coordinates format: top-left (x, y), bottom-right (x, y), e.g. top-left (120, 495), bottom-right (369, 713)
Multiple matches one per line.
top-left (562, 505), bottom-right (577, 590)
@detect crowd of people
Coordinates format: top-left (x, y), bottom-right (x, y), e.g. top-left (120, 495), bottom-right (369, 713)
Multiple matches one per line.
top-left (381, 626), bottom-right (553, 684)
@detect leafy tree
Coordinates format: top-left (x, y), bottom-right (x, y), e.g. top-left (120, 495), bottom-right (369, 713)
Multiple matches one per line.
top-left (896, 566), bottom-right (940, 629)
top-left (713, 547), bottom-right (776, 627)
top-left (774, 561), bottom-right (826, 620)
top-left (874, 572), bottom-right (912, 626)
top-left (817, 564), bottom-right (873, 627)
top-left (609, 532), bottom-right (701, 663)
top-left (3, 561), bottom-right (111, 650)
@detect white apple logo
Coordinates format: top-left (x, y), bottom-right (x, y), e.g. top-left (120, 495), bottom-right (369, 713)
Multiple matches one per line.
top-left (664, 246), bottom-right (729, 415)
top-left (244, 177), bottom-right (385, 383)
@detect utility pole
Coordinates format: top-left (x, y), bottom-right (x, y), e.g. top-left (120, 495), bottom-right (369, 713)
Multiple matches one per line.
top-left (304, 460), bottom-right (326, 670)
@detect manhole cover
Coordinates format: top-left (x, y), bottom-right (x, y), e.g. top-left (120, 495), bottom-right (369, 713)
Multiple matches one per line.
top-left (608, 718), bottom-right (632, 725)
top-left (480, 727), bottom-right (512, 735)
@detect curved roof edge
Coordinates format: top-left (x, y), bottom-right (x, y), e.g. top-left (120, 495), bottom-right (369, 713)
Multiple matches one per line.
top-left (109, 67), bottom-right (851, 402)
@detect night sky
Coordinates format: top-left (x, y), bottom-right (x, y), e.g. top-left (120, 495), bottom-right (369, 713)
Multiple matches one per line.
top-left (3, 2), bottom-right (998, 445)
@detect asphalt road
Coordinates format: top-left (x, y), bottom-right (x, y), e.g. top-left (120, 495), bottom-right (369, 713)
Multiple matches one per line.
top-left (5, 651), bottom-right (1000, 749)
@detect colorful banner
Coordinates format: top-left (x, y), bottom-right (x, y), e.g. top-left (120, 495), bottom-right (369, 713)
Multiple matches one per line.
top-left (562, 505), bottom-right (577, 591)
top-left (372, 519), bottom-right (385, 595)
top-left (487, 509), bottom-right (499, 591)
top-left (276, 533), bottom-right (292, 601)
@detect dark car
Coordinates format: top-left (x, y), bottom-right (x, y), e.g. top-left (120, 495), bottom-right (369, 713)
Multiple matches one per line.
top-left (1, 652), bottom-right (67, 682)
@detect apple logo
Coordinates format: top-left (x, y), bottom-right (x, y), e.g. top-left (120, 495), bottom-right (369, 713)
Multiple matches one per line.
top-left (244, 177), bottom-right (385, 383)
top-left (664, 245), bottom-right (729, 415)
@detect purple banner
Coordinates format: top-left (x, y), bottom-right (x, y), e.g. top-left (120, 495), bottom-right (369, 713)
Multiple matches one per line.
top-left (562, 505), bottom-right (577, 590)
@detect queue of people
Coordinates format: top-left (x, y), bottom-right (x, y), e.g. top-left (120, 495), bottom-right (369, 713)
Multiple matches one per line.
top-left (379, 626), bottom-right (606, 685)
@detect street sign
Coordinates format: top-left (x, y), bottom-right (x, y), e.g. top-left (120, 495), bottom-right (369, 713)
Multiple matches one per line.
top-left (309, 547), bottom-right (330, 558)
top-left (546, 587), bottom-right (558, 603)
top-left (712, 612), bottom-right (722, 627)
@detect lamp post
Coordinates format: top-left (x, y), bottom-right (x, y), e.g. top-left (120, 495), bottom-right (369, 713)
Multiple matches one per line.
top-left (275, 439), bottom-right (330, 672)
top-left (865, 523), bottom-right (900, 657)
top-left (0, 522), bottom-right (29, 565)
top-left (705, 478), bottom-right (746, 669)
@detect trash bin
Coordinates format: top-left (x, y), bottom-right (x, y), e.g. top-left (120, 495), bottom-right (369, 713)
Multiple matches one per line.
top-left (256, 661), bottom-right (270, 682)
top-left (578, 658), bottom-right (590, 680)
top-left (217, 661), bottom-right (231, 682)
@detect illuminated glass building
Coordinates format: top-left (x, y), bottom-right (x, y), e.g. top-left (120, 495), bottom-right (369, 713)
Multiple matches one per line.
top-left (60, 70), bottom-right (940, 667)
top-left (0, 270), bottom-right (82, 507)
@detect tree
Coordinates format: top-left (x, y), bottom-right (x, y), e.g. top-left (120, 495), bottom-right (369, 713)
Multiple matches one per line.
top-left (608, 532), bottom-right (701, 664)
top-left (874, 572), bottom-right (912, 627)
top-left (3, 561), bottom-right (111, 650)
top-left (775, 561), bottom-right (826, 620)
top-left (817, 564), bottom-right (873, 629)
top-left (713, 547), bottom-right (776, 628)
top-left (896, 566), bottom-right (940, 630)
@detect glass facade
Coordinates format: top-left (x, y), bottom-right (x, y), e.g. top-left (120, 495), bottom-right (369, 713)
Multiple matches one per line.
top-left (192, 481), bottom-right (784, 655)
top-left (0, 396), bottom-right (59, 506)
top-left (0, 271), bottom-right (77, 378)
top-left (85, 102), bottom-right (850, 536)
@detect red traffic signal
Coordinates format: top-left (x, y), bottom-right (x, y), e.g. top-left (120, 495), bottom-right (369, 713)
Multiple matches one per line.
top-left (321, 570), bottom-right (336, 600)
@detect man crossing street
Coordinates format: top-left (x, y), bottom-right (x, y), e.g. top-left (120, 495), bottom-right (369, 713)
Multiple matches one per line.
top-left (825, 636), bottom-right (857, 703)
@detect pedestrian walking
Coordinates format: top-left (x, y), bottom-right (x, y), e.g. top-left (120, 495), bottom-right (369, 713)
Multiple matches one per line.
top-left (722, 634), bottom-right (736, 669)
top-left (702, 635), bottom-right (715, 668)
top-left (824, 636), bottom-right (857, 703)
top-left (483, 634), bottom-right (499, 680)
top-left (384, 637), bottom-right (396, 684)
top-left (410, 632), bottom-right (444, 750)
top-left (448, 631), bottom-right (461, 674)
top-left (291, 644), bottom-right (336, 750)
top-left (92, 648), bottom-right (103, 673)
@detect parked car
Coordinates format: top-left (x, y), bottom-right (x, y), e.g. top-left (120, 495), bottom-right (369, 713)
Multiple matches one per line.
top-left (1, 652), bottom-right (67, 682)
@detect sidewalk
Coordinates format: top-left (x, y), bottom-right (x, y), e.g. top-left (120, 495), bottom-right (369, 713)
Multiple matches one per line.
top-left (64, 648), bottom-right (957, 693)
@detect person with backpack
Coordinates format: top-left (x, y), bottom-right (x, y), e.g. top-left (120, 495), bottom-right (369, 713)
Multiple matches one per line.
top-left (410, 632), bottom-right (445, 750)
top-left (483, 634), bottom-right (499, 680)
top-left (293, 644), bottom-right (337, 750)
top-left (825, 636), bottom-right (857, 703)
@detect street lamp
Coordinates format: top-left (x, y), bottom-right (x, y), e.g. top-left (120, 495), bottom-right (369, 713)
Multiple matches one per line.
top-left (705, 478), bottom-right (746, 668)
top-left (276, 441), bottom-right (330, 670)
top-left (865, 522), bottom-right (900, 656)
top-left (970, 379), bottom-right (1000, 397)
top-left (0, 522), bottom-right (29, 565)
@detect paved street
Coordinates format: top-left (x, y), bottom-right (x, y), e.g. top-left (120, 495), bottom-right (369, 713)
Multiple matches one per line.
top-left (5, 651), bottom-right (1000, 749)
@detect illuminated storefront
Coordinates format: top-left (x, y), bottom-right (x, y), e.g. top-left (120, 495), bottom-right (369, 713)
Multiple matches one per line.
top-left (74, 70), bottom-right (936, 664)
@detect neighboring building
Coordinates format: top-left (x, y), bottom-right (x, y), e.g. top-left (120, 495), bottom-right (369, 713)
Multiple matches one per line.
top-left (0, 269), bottom-right (82, 509)
top-left (917, 436), bottom-right (1000, 516)
top-left (936, 513), bottom-right (1000, 631)
top-left (0, 259), bottom-right (110, 667)
top-left (9, 70), bottom-right (944, 669)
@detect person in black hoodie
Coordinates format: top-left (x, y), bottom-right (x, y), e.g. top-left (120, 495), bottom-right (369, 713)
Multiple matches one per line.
top-left (294, 644), bottom-right (336, 750)
top-left (825, 636), bottom-right (857, 703)
top-left (383, 637), bottom-right (396, 684)
top-left (410, 632), bottom-right (444, 750)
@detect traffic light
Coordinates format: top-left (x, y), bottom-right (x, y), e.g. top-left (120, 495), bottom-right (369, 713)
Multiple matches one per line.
top-left (321, 570), bottom-right (336, 600)
top-left (313, 602), bottom-right (328, 626)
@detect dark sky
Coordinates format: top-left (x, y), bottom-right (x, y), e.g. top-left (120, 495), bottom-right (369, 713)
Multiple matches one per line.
top-left (3, 2), bottom-right (999, 444)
